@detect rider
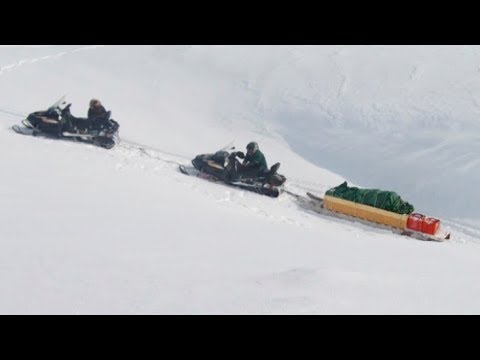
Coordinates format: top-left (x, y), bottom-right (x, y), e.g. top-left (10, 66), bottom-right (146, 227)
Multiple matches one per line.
top-left (87, 99), bottom-right (111, 130)
top-left (227, 141), bottom-right (268, 179)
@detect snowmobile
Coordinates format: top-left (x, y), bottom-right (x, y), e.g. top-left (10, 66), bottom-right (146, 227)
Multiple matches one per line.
top-left (12, 96), bottom-right (120, 149)
top-left (180, 147), bottom-right (287, 198)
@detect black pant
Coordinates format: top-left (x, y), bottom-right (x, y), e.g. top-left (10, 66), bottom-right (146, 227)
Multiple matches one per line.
top-left (226, 159), bottom-right (261, 180)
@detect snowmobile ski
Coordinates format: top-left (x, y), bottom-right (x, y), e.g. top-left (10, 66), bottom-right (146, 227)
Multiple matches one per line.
top-left (12, 124), bottom-right (39, 136)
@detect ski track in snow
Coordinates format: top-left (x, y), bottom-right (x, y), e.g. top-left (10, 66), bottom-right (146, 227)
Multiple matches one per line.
top-left (0, 45), bottom-right (104, 76)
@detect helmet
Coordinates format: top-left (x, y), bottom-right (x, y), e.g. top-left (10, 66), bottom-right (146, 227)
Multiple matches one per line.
top-left (89, 99), bottom-right (101, 108)
top-left (246, 141), bottom-right (259, 153)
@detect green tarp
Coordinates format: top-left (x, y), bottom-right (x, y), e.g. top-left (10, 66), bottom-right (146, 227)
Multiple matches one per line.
top-left (325, 181), bottom-right (414, 215)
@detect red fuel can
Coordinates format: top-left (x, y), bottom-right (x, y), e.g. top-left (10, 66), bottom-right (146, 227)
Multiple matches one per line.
top-left (421, 217), bottom-right (441, 236)
top-left (407, 213), bottom-right (425, 232)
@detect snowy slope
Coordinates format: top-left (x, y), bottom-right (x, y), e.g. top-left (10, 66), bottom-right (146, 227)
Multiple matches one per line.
top-left (1, 45), bottom-right (480, 314)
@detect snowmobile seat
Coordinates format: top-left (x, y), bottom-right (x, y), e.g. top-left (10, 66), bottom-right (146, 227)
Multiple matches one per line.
top-left (258, 163), bottom-right (281, 177)
top-left (255, 163), bottom-right (281, 178)
top-left (258, 163), bottom-right (286, 186)
top-left (269, 162), bottom-right (281, 175)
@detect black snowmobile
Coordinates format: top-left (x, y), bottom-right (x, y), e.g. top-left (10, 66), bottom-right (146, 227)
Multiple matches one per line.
top-left (13, 96), bottom-right (120, 149)
top-left (180, 147), bottom-right (287, 198)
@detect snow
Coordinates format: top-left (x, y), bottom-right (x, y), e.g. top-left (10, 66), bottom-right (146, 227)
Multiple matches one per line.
top-left (1, 45), bottom-right (480, 314)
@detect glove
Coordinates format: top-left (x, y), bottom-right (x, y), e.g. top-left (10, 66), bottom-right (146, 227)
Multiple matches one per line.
top-left (236, 151), bottom-right (245, 159)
